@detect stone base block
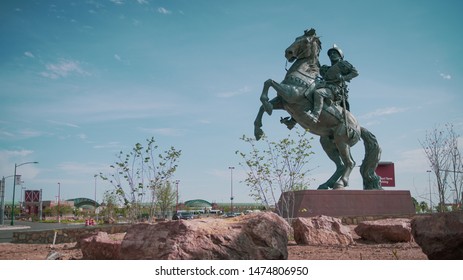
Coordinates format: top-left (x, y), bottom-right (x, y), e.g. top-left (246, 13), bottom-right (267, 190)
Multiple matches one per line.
top-left (278, 190), bottom-right (415, 218)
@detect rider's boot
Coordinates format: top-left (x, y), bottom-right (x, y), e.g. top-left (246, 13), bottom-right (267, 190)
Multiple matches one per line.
top-left (307, 94), bottom-right (323, 123)
top-left (280, 117), bottom-right (297, 130)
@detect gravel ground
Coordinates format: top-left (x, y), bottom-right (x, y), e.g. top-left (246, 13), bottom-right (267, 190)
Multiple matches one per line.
top-left (0, 240), bottom-right (427, 260)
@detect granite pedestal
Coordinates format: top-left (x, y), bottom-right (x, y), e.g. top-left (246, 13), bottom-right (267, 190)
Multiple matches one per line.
top-left (278, 190), bottom-right (415, 218)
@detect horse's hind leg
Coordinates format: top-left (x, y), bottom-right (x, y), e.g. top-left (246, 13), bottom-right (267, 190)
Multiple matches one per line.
top-left (333, 138), bottom-right (356, 189)
top-left (318, 136), bottom-right (345, 189)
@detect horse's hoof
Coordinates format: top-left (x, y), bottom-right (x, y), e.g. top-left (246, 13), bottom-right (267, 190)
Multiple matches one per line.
top-left (254, 128), bottom-right (264, 141)
top-left (332, 182), bottom-right (346, 190)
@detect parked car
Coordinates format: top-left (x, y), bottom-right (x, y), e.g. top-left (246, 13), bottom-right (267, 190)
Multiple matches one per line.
top-left (172, 212), bottom-right (194, 220)
top-left (224, 212), bottom-right (238, 218)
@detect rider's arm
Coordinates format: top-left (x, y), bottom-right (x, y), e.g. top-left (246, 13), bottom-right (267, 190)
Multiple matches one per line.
top-left (340, 60), bottom-right (358, 82)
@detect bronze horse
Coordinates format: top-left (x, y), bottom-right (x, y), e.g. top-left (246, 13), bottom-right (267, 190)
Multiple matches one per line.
top-left (254, 31), bottom-right (381, 190)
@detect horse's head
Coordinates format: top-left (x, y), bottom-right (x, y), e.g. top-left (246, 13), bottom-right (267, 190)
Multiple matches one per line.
top-left (285, 32), bottom-right (321, 63)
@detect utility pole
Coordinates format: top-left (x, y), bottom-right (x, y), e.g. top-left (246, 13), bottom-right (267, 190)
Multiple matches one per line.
top-left (94, 175), bottom-right (98, 222)
top-left (229, 167), bottom-right (235, 214)
top-left (11, 161), bottom-right (38, 225)
top-left (175, 180), bottom-right (180, 212)
top-left (0, 177), bottom-right (5, 225)
top-left (39, 189), bottom-right (43, 221)
top-left (57, 182), bottom-right (61, 223)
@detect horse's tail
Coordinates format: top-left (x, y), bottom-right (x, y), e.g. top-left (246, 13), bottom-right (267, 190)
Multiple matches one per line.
top-left (359, 126), bottom-right (382, 190)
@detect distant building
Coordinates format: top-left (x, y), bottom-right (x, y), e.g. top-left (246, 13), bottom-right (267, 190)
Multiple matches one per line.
top-left (180, 199), bottom-right (263, 214)
top-left (24, 200), bottom-right (74, 218)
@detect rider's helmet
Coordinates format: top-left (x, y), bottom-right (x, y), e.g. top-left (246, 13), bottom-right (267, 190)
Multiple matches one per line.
top-left (327, 44), bottom-right (344, 59)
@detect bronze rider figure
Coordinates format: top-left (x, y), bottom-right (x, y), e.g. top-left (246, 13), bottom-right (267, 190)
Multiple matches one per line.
top-left (306, 44), bottom-right (358, 123)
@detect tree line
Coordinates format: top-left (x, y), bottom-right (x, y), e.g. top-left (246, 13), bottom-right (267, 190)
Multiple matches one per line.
top-left (97, 123), bottom-right (461, 223)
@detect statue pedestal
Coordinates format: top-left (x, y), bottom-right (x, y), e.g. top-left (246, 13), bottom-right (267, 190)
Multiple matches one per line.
top-left (278, 190), bottom-right (415, 218)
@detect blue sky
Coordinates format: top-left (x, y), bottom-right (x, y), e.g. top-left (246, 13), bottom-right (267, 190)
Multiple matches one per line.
top-left (1, 0), bottom-right (462, 205)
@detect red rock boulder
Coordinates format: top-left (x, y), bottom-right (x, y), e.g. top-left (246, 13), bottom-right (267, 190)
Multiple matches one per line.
top-left (120, 212), bottom-right (290, 260)
top-left (80, 232), bottom-right (125, 260)
top-left (292, 215), bottom-right (354, 246)
top-left (411, 212), bottom-right (463, 259)
top-left (355, 218), bottom-right (412, 243)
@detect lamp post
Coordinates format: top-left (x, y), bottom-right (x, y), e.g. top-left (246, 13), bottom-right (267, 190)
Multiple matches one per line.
top-left (175, 180), bottom-right (180, 212)
top-left (11, 161), bottom-right (38, 225)
top-left (1, 175), bottom-right (15, 225)
top-left (94, 175), bottom-right (98, 221)
top-left (427, 170), bottom-right (432, 213)
top-left (57, 182), bottom-right (61, 223)
top-left (229, 167), bottom-right (235, 214)
top-left (20, 185), bottom-right (26, 215)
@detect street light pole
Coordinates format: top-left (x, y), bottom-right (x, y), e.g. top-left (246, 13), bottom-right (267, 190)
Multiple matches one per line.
top-left (229, 167), bottom-right (235, 214)
top-left (175, 180), bottom-right (180, 212)
top-left (1, 175), bottom-right (15, 225)
top-left (11, 161), bottom-right (38, 226)
top-left (94, 175), bottom-right (98, 221)
top-left (20, 185), bottom-right (26, 215)
top-left (57, 182), bottom-right (61, 223)
top-left (1, 177), bottom-right (6, 225)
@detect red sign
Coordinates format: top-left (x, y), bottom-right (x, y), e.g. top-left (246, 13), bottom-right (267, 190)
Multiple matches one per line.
top-left (375, 162), bottom-right (395, 187)
top-left (25, 190), bottom-right (41, 202)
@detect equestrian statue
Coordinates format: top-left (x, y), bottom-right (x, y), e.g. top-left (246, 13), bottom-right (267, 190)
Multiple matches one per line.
top-left (254, 28), bottom-right (382, 190)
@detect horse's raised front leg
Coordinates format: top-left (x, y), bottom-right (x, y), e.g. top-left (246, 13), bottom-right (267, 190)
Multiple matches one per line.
top-left (254, 96), bottom-right (284, 140)
top-left (254, 105), bottom-right (266, 140)
top-left (260, 79), bottom-right (276, 115)
top-left (318, 136), bottom-right (345, 189)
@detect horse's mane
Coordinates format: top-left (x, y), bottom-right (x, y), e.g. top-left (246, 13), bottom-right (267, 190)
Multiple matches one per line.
top-left (310, 36), bottom-right (322, 67)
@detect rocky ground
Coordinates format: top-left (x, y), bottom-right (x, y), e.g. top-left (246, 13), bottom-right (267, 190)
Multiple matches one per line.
top-left (0, 241), bottom-right (427, 260)
top-left (0, 226), bottom-right (427, 260)
top-left (287, 240), bottom-right (426, 260)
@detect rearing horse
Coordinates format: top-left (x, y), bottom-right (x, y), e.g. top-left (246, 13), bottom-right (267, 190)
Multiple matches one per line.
top-left (254, 31), bottom-right (382, 190)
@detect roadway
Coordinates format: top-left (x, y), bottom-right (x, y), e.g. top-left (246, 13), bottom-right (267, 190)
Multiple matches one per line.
top-left (0, 220), bottom-right (86, 243)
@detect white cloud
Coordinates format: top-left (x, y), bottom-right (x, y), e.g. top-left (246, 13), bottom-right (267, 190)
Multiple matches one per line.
top-left (17, 128), bottom-right (46, 139)
top-left (0, 126), bottom-right (45, 140)
top-left (217, 86), bottom-right (252, 98)
top-left (395, 148), bottom-right (429, 173)
top-left (360, 107), bottom-right (407, 119)
top-left (138, 127), bottom-right (186, 136)
top-left (114, 54), bottom-right (121, 61)
top-left (440, 73), bottom-right (451, 80)
top-left (0, 130), bottom-right (15, 138)
top-left (0, 150), bottom-right (39, 179)
top-left (58, 162), bottom-right (109, 175)
top-left (132, 19), bottom-right (142, 26)
top-left (93, 141), bottom-right (123, 150)
top-left (197, 119), bottom-right (212, 124)
top-left (136, 0), bottom-right (149, 4)
top-left (40, 59), bottom-right (89, 79)
top-left (157, 7), bottom-right (171, 14)
top-left (77, 133), bottom-right (88, 140)
top-left (110, 0), bottom-right (124, 5)
top-left (47, 120), bottom-right (80, 128)
top-left (0, 149), bottom-right (34, 158)
top-left (24, 51), bottom-right (34, 58)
